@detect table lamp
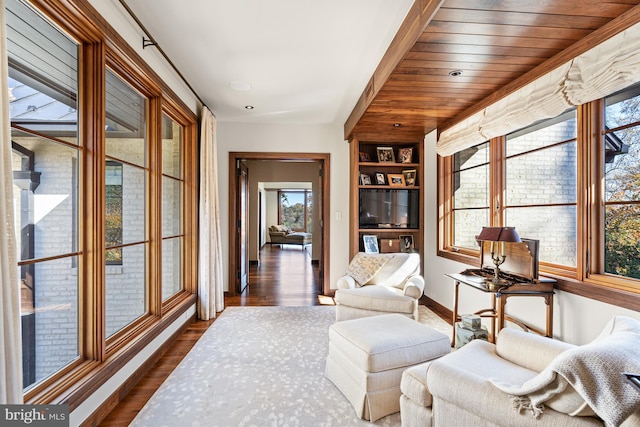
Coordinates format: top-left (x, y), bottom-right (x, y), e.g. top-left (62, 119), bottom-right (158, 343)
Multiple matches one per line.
top-left (476, 226), bottom-right (521, 289)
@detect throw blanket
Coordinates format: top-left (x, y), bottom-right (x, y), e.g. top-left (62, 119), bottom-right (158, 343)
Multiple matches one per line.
top-left (491, 316), bottom-right (640, 427)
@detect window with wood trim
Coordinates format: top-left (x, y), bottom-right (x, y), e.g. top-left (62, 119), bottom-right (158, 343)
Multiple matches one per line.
top-left (451, 141), bottom-right (490, 252)
top-left (439, 88), bottom-right (640, 297)
top-left (5, 0), bottom-right (198, 405)
top-left (7, 0), bottom-right (81, 392)
top-left (278, 189), bottom-right (312, 232)
top-left (601, 85), bottom-right (640, 282)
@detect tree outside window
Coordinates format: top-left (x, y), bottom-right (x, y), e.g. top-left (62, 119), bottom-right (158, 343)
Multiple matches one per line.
top-left (604, 86), bottom-right (640, 280)
top-left (278, 190), bottom-right (312, 232)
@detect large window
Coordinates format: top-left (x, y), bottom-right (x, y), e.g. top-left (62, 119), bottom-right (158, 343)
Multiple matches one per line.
top-left (7, 0), bottom-right (80, 391)
top-left (5, 0), bottom-right (198, 406)
top-left (504, 110), bottom-right (578, 268)
top-left (603, 86), bottom-right (640, 280)
top-left (452, 142), bottom-right (489, 251)
top-left (104, 68), bottom-right (148, 338)
top-left (439, 86), bottom-right (640, 301)
top-left (161, 112), bottom-right (184, 301)
top-left (278, 189), bottom-right (312, 232)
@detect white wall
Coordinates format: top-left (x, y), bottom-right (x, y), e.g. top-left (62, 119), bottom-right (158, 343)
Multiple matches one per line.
top-left (217, 122), bottom-right (351, 292)
top-left (422, 131), bottom-right (640, 345)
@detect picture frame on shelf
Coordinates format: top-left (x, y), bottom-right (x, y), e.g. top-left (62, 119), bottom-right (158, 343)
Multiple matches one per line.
top-left (377, 146), bottom-right (395, 163)
top-left (374, 172), bottom-right (386, 185)
top-left (363, 235), bottom-right (379, 253)
top-left (399, 235), bottom-right (414, 253)
top-left (403, 169), bottom-right (417, 186)
top-left (398, 147), bottom-right (413, 163)
top-left (387, 173), bottom-right (405, 187)
top-left (360, 173), bottom-right (372, 185)
top-left (359, 151), bottom-right (371, 162)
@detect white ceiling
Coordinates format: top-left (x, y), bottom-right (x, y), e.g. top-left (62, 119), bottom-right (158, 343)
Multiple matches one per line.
top-left (122, 0), bottom-right (414, 125)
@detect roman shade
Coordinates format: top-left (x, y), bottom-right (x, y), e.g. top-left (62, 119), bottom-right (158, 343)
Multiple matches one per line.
top-left (436, 21), bottom-right (640, 157)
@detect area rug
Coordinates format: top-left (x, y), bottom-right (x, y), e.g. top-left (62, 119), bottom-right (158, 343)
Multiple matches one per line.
top-left (130, 306), bottom-right (450, 427)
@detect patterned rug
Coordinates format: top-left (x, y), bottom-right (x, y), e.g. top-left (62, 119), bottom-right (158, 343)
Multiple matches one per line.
top-left (130, 305), bottom-right (451, 427)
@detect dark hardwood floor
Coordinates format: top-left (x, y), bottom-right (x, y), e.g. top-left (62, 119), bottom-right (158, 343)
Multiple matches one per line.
top-left (98, 244), bottom-right (323, 426)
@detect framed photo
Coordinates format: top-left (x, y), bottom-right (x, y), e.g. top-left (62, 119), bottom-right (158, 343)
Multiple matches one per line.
top-left (360, 173), bottom-right (372, 185)
top-left (403, 169), bottom-right (417, 186)
top-left (399, 235), bottom-right (414, 253)
top-left (387, 173), bottom-right (405, 187)
top-left (363, 235), bottom-right (379, 253)
top-left (374, 172), bottom-right (386, 185)
top-left (398, 147), bottom-right (413, 163)
top-left (376, 146), bottom-right (395, 163)
top-left (359, 151), bottom-right (371, 162)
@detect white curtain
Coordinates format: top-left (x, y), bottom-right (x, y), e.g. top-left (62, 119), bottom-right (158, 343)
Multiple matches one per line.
top-left (197, 107), bottom-right (224, 320)
top-left (0, 0), bottom-right (24, 403)
top-left (437, 21), bottom-right (640, 157)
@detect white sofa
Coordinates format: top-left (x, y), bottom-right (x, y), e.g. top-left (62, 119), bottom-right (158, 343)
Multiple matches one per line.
top-left (400, 316), bottom-right (640, 427)
top-left (334, 252), bottom-right (425, 321)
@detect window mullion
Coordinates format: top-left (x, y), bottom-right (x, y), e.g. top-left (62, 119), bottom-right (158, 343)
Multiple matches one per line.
top-left (489, 136), bottom-right (505, 227)
top-left (82, 41), bottom-right (106, 363)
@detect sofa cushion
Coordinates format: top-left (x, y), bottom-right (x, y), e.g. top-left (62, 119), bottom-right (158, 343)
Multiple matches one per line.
top-left (335, 286), bottom-right (415, 314)
top-left (369, 252), bottom-right (420, 288)
top-left (328, 314), bottom-right (450, 373)
top-left (345, 252), bottom-right (394, 286)
top-left (401, 361), bottom-right (433, 407)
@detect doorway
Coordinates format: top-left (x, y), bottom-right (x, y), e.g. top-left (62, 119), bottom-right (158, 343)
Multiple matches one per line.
top-left (228, 152), bottom-right (330, 297)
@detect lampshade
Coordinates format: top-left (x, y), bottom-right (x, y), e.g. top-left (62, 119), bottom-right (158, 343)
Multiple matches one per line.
top-left (476, 226), bottom-right (521, 243)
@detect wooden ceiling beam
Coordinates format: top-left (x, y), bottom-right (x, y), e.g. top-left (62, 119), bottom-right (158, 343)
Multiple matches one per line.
top-left (343, 0), bottom-right (446, 141)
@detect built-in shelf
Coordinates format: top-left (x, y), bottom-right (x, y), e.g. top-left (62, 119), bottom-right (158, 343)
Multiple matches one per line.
top-left (349, 139), bottom-right (424, 258)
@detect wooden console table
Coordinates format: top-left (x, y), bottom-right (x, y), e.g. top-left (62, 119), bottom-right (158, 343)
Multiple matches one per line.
top-left (446, 273), bottom-right (555, 346)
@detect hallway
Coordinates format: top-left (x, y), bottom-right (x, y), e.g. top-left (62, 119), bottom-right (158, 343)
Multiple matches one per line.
top-left (226, 244), bottom-right (323, 306)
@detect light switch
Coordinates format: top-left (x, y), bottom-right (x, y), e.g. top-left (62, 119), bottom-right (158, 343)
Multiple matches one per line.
top-left (336, 211), bottom-right (342, 220)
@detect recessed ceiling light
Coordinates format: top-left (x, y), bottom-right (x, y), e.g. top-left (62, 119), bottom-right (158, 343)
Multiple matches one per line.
top-left (230, 81), bottom-right (252, 91)
top-left (449, 70), bottom-right (463, 77)
top-left (244, 105), bottom-right (254, 110)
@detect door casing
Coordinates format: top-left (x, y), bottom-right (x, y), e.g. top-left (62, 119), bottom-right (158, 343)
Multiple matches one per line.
top-left (228, 152), bottom-right (330, 296)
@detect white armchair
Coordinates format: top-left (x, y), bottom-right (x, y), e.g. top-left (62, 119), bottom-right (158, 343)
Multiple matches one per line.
top-left (400, 316), bottom-right (640, 427)
top-left (334, 252), bottom-right (425, 321)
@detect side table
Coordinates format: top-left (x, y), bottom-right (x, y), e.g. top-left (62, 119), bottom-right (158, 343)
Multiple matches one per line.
top-left (446, 273), bottom-right (555, 345)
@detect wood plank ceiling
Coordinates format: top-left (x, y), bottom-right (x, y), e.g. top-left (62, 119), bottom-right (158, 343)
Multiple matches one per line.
top-left (345, 0), bottom-right (640, 143)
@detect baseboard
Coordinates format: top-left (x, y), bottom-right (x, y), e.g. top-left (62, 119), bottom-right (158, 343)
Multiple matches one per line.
top-left (81, 313), bottom-right (196, 426)
top-left (249, 260), bottom-right (259, 266)
top-left (420, 295), bottom-right (452, 326)
top-left (311, 259), bottom-right (319, 266)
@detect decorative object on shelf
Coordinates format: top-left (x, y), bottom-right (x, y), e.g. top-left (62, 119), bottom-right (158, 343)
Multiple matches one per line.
top-left (476, 226), bottom-right (522, 290)
top-left (402, 169), bottom-right (416, 186)
top-left (376, 146), bottom-right (395, 163)
top-left (360, 173), bottom-right (372, 185)
top-left (380, 238), bottom-right (400, 253)
top-left (399, 234), bottom-right (414, 252)
top-left (374, 172), bottom-right (386, 185)
top-left (359, 151), bottom-right (371, 162)
top-left (398, 147), bottom-right (413, 163)
top-left (363, 235), bottom-right (379, 253)
top-left (387, 173), bottom-right (405, 187)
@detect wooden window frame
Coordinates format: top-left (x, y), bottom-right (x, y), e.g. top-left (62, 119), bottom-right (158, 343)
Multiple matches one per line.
top-left (17, 0), bottom-right (199, 411)
top-left (438, 102), bottom-right (640, 312)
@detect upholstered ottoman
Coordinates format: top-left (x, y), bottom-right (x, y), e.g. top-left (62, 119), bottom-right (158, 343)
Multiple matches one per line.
top-left (325, 314), bottom-right (450, 422)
